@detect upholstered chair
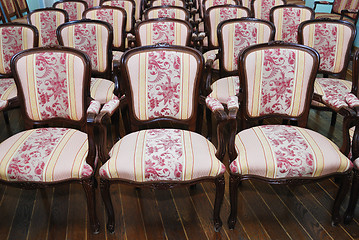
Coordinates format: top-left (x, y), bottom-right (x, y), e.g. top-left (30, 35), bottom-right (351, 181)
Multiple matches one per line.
top-left (251, 0), bottom-right (286, 21)
top-left (53, 0), bottom-right (88, 21)
top-left (314, 0), bottom-right (359, 25)
top-left (143, 5), bottom-right (190, 21)
top-left (0, 0), bottom-right (27, 23)
top-left (83, 0), bottom-right (101, 8)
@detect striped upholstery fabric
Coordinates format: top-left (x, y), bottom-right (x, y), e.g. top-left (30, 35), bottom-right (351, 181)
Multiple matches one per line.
top-left (0, 78), bottom-right (17, 107)
top-left (209, 76), bottom-right (239, 103)
top-left (29, 10), bottom-right (67, 47)
top-left (332, 0), bottom-right (359, 19)
top-left (0, 128), bottom-right (93, 182)
top-left (300, 22), bottom-right (353, 74)
top-left (314, 78), bottom-right (352, 109)
top-left (271, 6), bottom-right (313, 43)
top-left (145, 7), bottom-right (189, 20)
top-left (136, 21), bottom-right (190, 46)
top-left (54, 1), bottom-right (87, 21)
top-left (90, 78), bottom-right (116, 104)
top-left (14, 51), bottom-right (86, 121)
top-left (83, 0), bottom-right (101, 8)
top-left (126, 50), bottom-right (199, 120)
top-left (244, 48), bottom-right (314, 117)
top-left (203, 0), bottom-right (239, 18)
top-left (99, 129), bottom-right (226, 181)
top-left (229, 125), bottom-right (352, 178)
top-left (151, 0), bottom-right (186, 7)
top-left (315, 13), bottom-right (355, 24)
top-left (102, 0), bottom-right (135, 32)
top-left (252, 0), bottom-right (286, 21)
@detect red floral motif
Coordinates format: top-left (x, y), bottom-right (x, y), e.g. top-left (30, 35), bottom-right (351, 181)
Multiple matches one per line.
top-left (258, 0), bottom-right (276, 20)
top-left (227, 96), bottom-right (239, 109)
top-left (34, 52), bottom-right (70, 120)
top-left (280, 8), bottom-right (303, 43)
top-left (261, 125), bottom-right (314, 178)
top-left (146, 51), bottom-right (181, 118)
top-left (87, 100), bottom-right (101, 114)
top-left (260, 49), bottom-right (296, 115)
top-left (83, 0), bottom-right (95, 8)
top-left (333, 0), bottom-right (359, 18)
top-left (0, 78), bottom-right (15, 99)
top-left (315, 78), bottom-right (351, 110)
top-left (62, 2), bottom-right (81, 21)
top-left (345, 93), bottom-right (359, 108)
top-left (151, 22), bottom-right (176, 44)
top-left (156, 9), bottom-right (176, 18)
top-left (103, 0), bottom-right (125, 8)
top-left (206, 96), bottom-right (224, 112)
top-left (100, 99), bottom-right (120, 115)
top-left (1, 27), bottom-right (23, 74)
top-left (7, 128), bottom-right (68, 181)
top-left (37, 11), bottom-right (58, 46)
top-left (312, 23), bottom-right (338, 72)
top-left (73, 24), bottom-right (99, 71)
top-left (144, 129), bottom-right (183, 181)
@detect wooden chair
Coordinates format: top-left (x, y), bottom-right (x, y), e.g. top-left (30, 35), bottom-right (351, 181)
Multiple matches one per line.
top-left (27, 8), bottom-right (69, 47)
top-left (53, 0), bottom-right (88, 21)
top-left (270, 4), bottom-right (314, 43)
top-left (0, 23), bottom-right (38, 125)
top-left (0, 0), bottom-right (26, 23)
top-left (314, 0), bottom-right (359, 25)
top-left (96, 44), bottom-right (227, 233)
top-left (13, 0), bottom-right (30, 18)
top-left (4, 46), bottom-right (100, 233)
top-left (143, 5), bottom-right (190, 21)
top-left (251, 0), bottom-right (286, 21)
top-left (226, 41), bottom-right (354, 229)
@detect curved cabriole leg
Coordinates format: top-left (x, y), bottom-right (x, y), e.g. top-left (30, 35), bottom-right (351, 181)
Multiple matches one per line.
top-left (331, 112), bottom-right (337, 126)
top-left (332, 173), bottom-right (351, 225)
top-left (228, 174), bottom-right (240, 230)
top-left (82, 177), bottom-right (100, 234)
top-left (196, 103), bottom-right (204, 134)
top-left (206, 108), bottom-right (212, 141)
top-left (213, 175), bottom-right (225, 232)
top-left (100, 178), bottom-right (115, 233)
top-left (344, 170), bottom-right (359, 224)
top-left (112, 110), bottom-right (120, 141)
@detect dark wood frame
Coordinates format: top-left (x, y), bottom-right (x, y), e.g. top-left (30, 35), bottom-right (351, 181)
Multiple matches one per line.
top-left (96, 44), bottom-right (228, 233)
top-left (314, 0), bottom-right (359, 25)
top-left (0, 0), bottom-right (19, 22)
top-left (226, 42), bottom-right (354, 229)
top-left (8, 46), bottom-right (100, 234)
top-left (143, 5), bottom-right (191, 21)
top-left (13, 0), bottom-right (30, 18)
top-left (149, 0), bottom-right (187, 8)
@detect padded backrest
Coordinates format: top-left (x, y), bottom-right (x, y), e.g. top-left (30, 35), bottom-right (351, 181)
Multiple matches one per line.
top-left (333, 0), bottom-right (359, 18)
top-left (122, 46), bottom-right (203, 122)
top-left (101, 0), bottom-right (135, 32)
top-left (150, 0), bottom-right (186, 7)
top-left (53, 0), bottom-right (88, 21)
top-left (14, 0), bottom-right (30, 16)
top-left (0, 24), bottom-right (38, 75)
top-left (299, 19), bottom-right (356, 76)
top-left (135, 19), bottom-right (192, 46)
top-left (0, 0), bottom-right (18, 21)
top-left (218, 18), bottom-right (274, 73)
top-left (28, 9), bottom-right (68, 47)
top-left (144, 6), bottom-right (190, 21)
top-left (201, 0), bottom-right (238, 19)
top-left (241, 43), bottom-right (318, 119)
top-left (12, 48), bottom-right (89, 121)
top-left (83, 7), bottom-right (126, 50)
top-left (252, 0), bottom-right (286, 21)
top-left (270, 5), bottom-right (314, 43)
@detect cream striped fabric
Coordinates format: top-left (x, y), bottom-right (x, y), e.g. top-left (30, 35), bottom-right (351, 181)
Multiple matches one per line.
top-left (90, 78), bottom-right (115, 104)
top-left (333, 0), bottom-right (359, 19)
top-left (146, 8), bottom-right (188, 20)
top-left (102, 0), bottom-right (135, 32)
top-left (55, 2), bottom-right (86, 21)
top-left (253, 0), bottom-right (285, 21)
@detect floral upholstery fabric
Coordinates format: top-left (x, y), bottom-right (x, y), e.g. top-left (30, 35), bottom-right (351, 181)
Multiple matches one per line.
top-left (151, 0), bottom-right (185, 7)
top-left (0, 128), bottom-right (93, 182)
top-left (209, 76), bottom-right (239, 104)
top-left (230, 125), bottom-right (352, 178)
top-left (314, 13), bottom-right (355, 24)
top-left (99, 129), bottom-right (226, 181)
top-left (100, 99), bottom-right (120, 115)
top-left (253, 0), bottom-right (285, 21)
top-left (245, 48), bottom-right (314, 117)
top-left (102, 0), bottom-right (135, 32)
top-left (126, 50), bottom-right (199, 121)
top-left (29, 11), bottom-right (67, 47)
top-left (272, 7), bottom-right (313, 43)
top-left (332, 0), bottom-right (359, 19)
top-left (83, 0), bottom-right (101, 8)
top-left (87, 100), bottom-right (101, 114)
top-left (55, 2), bottom-right (86, 21)
top-left (14, 52), bottom-right (86, 121)
top-left (0, 26), bottom-right (35, 74)
top-left (2, 0), bottom-right (16, 18)
top-left (90, 78), bottom-right (116, 104)
top-left (0, 78), bottom-right (17, 101)
top-left (146, 8), bottom-right (187, 20)
top-left (206, 96), bottom-right (224, 112)
top-left (203, 49), bottom-right (219, 70)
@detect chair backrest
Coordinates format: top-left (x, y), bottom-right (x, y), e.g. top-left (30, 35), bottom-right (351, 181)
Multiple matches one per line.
top-left (205, 5), bottom-right (250, 49)
top-left (57, 19), bottom-right (113, 79)
top-left (251, 0), bottom-right (286, 21)
top-left (135, 18), bottom-right (192, 46)
top-left (150, 0), bottom-right (186, 8)
top-left (0, 23), bottom-right (38, 77)
top-left (239, 42), bottom-right (319, 127)
top-left (53, 0), bottom-right (88, 21)
top-left (241, 0), bottom-right (250, 8)
top-left (298, 19), bottom-right (356, 79)
top-left (121, 44), bottom-right (204, 131)
top-left (82, 0), bottom-right (101, 8)
top-left (218, 18), bottom-right (274, 76)
top-left (28, 8), bottom-right (69, 47)
top-left (13, 0), bottom-right (30, 17)
top-left (332, 0), bottom-right (359, 19)
top-left (101, 0), bottom-right (135, 33)
top-left (201, 0), bottom-right (239, 20)
top-left (83, 6), bottom-right (127, 51)
top-left (144, 6), bottom-right (190, 21)
top-left (270, 4), bottom-right (314, 43)
top-left (0, 0), bottom-right (19, 22)
top-left (11, 46), bottom-right (91, 126)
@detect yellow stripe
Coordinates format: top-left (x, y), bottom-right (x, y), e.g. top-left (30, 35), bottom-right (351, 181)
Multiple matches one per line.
top-left (258, 22), bottom-right (264, 43)
top-left (67, 54), bottom-right (77, 120)
top-left (34, 14), bottom-right (42, 46)
top-left (90, 78), bottom-right (101, 100)
top-left (308, 24), bottom-right (315, 48)
top-left (68, 26), bottom-right (74, 48)
top-left (254, 127), bottom-right (276, 178)
top-left (22, 28), bottom-right (28, 50)
top-left (44, 129), bottom-right (76, 181)
top-left (333, 25), bottom-right (344, 73)
top-left (71, 140), bottom-right (88, 178)
top-left (181, 53), bottom-right (189, 119)
top-left (0, 29), bottom-right (5, 74)
top-left (214, 11), bottom-right (220, 46)
top-left (0, 130), bottom-right (33, 180)
top-left (175, 22), bottom-right (181, 44)
top-left (227, 24), bottom-right (234, 71)
top-left (27, 55), bottom-right (40, 120)
top-left (56, 12), bottom-right (61, 28)
top-left (1, 83), bottom-right (16, 100)
top-left (114, 10), bottom-right (119, 47)
top-left (147, 23), bottom-right (152, 45)
top-left (291, 50), bottom-right (305, 116)
top-left (110, 139), bottom-right (123, 178)
top-left (135, 131), bottom-right (146, 182)
top-left (276, 9), bottom-right (283, 40)
top-left (183, 131), bottom-right (194, 180)
top-left (296, 127), bottom-right (324, 177)
top-left (235, 134), bottom-right (248, 175)
top-left (139, 53), bottom-right (147, 120)
top-left (252, 51), bottom-right (263, 117)
top-left (125, 2), bottom-right (131, 31)
top-left (77, 3), bottom-right (81, 20)
top-left (207, 138), bottom-right (219, 177)
top-left (96, 25), bottom-right (104, 72)
top-left (329, 140), bottom-right (350, 173)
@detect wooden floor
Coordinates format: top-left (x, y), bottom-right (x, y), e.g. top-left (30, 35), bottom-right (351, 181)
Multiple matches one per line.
top-left (1, 91), bottom-right (359, 239)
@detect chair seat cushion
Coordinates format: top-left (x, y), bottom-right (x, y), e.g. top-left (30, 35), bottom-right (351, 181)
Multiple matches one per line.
top-left (203, 49), bottom-right (219, 70)
top-left (315, 13), bottom-right (355, 24)
top-left (0, 128), bottom-right (93, 182)
top-left (229, 125), bottom-right (352, 178)
top-left (0, 78), bottom-right (17, 110)
top-left (90, 78), bottom-right (116, 104)
top-left (99, 129), bottom-right (226, 182)
top-left (209, 76), bottom-right (239, 104)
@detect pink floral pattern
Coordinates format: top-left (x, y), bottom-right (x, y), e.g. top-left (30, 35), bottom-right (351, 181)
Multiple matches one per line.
top-left (61, 2), bottom-right (82, 21)
top-left (7, 128), bottom-right (68, 181)
top-left (87, 100), bottom-right (101, 114)
top-left (206, 96), bottom-right (224, 112)
top-left (227, 96), bottom-right (239, 109)
top-left (151, 22), bottom-right (176, 44)
top-left (146, 51), bottom-right (181, 119)
top-left (34, 52), bottom-right (70, 120)
top-left (0, 78), bottom-right (15, 99)
top-left (257, 0), bottom-right (276, 21)
top-left (333, 0), bottom-right (359, 18)
top-left (100, 99), bottom-right (120, 115)
top-left (259, 49), bottom-right (296, 115)
top-left (156, 9), bottom-right (176, 18)
top-left (345, 93), bottom-right (359, 108)
top-left (280, 8), bottom-right (304, 43)
top-left (1, 27), bottom-right (24, 74)
top-left (37, 11), bottom-right (59, 46)
top-left (144, 129), bottom-right (183, 180)
top-left (315, 78), bottom-right (351, 110)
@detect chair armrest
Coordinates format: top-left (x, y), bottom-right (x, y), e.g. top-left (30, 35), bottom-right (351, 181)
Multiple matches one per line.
top-left (313, 1), bottom-right (333, 10)
top-left (341, 9), bottom-right (359, 15)
top-left (113, 59), bottom-right (122, 96)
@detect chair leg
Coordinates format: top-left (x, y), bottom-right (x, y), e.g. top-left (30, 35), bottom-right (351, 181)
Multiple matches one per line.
top-left (112, 110), bottom-right (120, 141)
top-left (213, 175), bottom-right (225, 232)
top-left (121, 105), bottom-right (131, 136)
top-left (100, 178), bottom-right (115, 233)
top-left (344, 170), bottom-right (359, 224)
top-left (3, 111), bottom-right (9, 125)
top-left (332, 173), bottom-right (351, 225)
top-left (330, 112), bottom-right (337, 126)
top-left (82, 177), bottom-right (100, 234)
top-left (206, 108), bottom-right (212, 140)
top-left (228, 174), bottom-right (240, 230)
top-left (196, 103), bottom-right (204, 134)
